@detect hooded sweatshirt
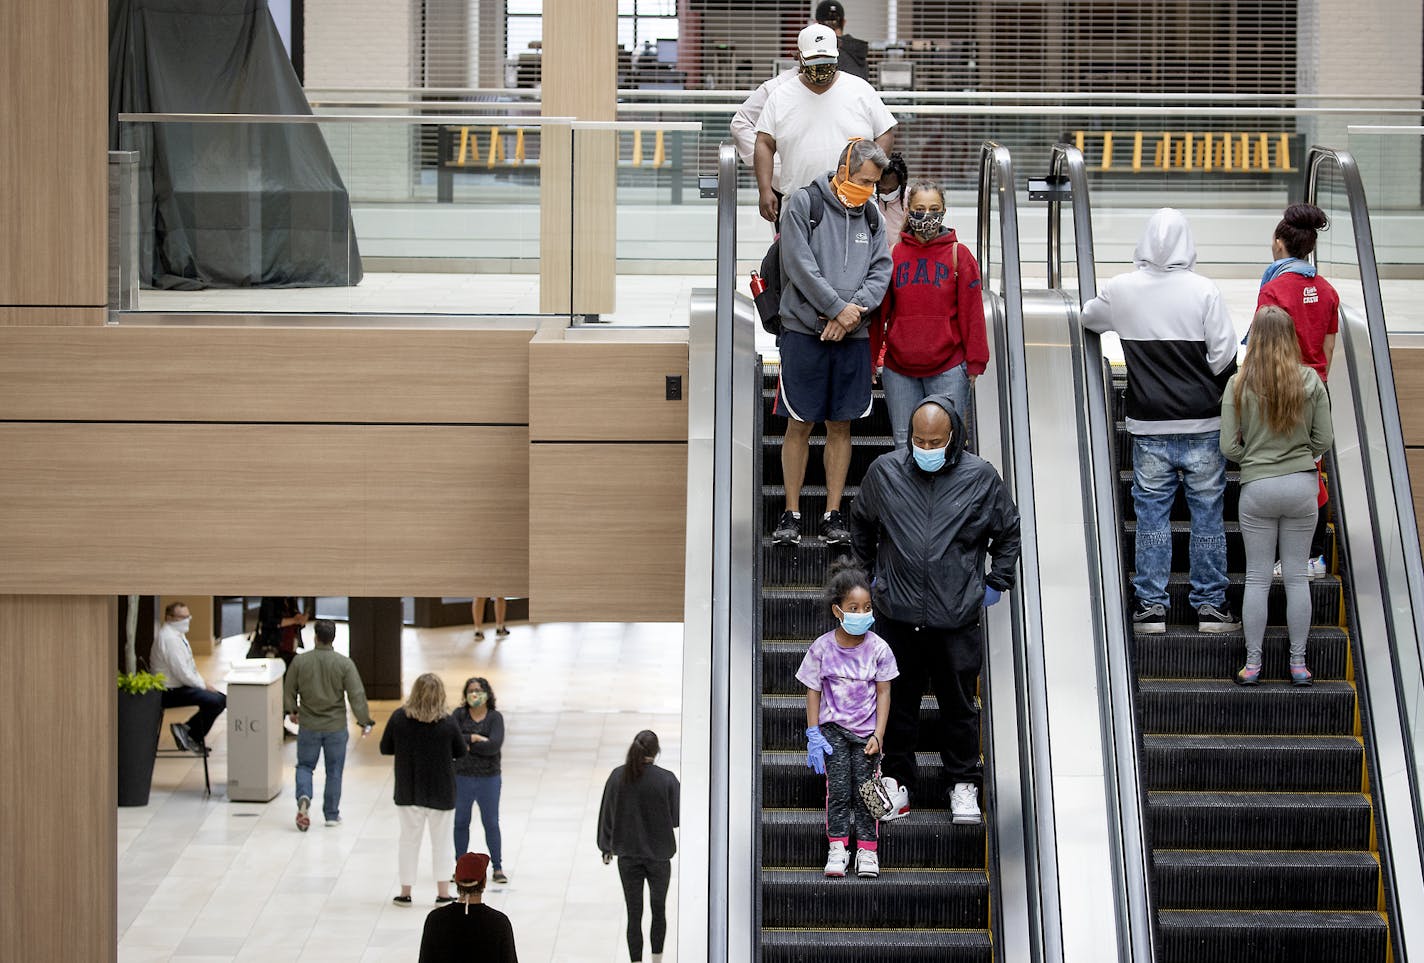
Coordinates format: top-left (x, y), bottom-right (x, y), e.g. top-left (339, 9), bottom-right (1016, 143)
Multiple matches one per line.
top-left (849, 395), bottom-right (1021, 630)
top-left (778, 174), bottom-right (893, 340)
top-left (1081, 208), bottom-right (1238, 435)
top-left (872, 228), bottom-right (988, 378)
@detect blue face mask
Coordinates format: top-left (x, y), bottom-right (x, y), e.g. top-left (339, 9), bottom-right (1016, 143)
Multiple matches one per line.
top-left (839, 609), bottom-right (875, 636)
top-left (912, 444), bottom-right (948, 472)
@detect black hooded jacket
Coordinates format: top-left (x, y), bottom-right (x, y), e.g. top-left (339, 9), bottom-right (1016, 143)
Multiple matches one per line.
top-left (849, 395), bottom-right (1021, 630)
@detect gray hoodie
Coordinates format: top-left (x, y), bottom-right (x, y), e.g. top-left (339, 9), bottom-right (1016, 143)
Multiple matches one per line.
top-left (777, 174), bottom-right (893, 340)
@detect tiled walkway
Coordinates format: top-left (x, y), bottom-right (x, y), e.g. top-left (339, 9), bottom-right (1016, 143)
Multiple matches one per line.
top-left (118, 619), bottom-right (683, 962)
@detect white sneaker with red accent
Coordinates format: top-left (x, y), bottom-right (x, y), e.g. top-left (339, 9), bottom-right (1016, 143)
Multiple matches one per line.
top-left (823, 841), bottom-right (849, 878)
top-left (878, 777), bottom-right (911, 822)
top-left (854, 847), bottom-right (880, 879)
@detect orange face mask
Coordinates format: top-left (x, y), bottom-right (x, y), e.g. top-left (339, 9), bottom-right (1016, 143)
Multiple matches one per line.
top-left (833, 164), bottom-right (876, 209)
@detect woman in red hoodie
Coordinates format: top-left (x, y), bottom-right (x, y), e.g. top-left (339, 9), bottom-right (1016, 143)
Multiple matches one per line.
top-left (871, 179), bottom-right (988, 449)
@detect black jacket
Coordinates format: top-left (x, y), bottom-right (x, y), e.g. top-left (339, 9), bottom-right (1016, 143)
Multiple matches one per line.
top-left (452, 706), bottom-right (504, 778)
top-left (597, 764), bottom-right (680, 860)
top-left (379, 709), bottom-right (467, 809)
top-left (850, 395), bottom-right (1021, 629)
top-left (838, 34), bottom-right (870, 80)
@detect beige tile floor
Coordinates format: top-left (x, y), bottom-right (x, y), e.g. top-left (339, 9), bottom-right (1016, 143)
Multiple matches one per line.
top-left (118, 619), bottom-right (682, 963)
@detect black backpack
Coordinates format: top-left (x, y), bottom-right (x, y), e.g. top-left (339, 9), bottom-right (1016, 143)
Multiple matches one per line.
top-left (753, 186), bottom-right (880, 337)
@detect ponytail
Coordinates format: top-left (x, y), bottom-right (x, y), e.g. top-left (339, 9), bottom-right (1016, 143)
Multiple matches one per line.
top-left (623, 729), bottom-right (660, 784)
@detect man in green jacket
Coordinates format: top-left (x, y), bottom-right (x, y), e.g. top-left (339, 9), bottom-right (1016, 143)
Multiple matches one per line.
top-left (284, 619), bottom-right (375, 830)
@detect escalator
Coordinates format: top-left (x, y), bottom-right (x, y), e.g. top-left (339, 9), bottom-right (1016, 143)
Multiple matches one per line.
top-left (1053, 143), bottom-right (1424, 962)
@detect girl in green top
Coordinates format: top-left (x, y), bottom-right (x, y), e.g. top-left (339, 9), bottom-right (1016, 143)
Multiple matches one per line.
top-left (1221, 305), bottom-right (1334, 686)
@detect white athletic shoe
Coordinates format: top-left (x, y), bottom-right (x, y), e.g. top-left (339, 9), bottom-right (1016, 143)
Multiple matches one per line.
top-left (823, 841), bottom-right (850, 878)
top-left (1308, 555), bottom-right (1327, 578)
top-left (950, 782), bottom-right (982, 825)
top-left (854, 847), bottom-right (880, 879)
top-left (878, 777), bottom-right (911, 822)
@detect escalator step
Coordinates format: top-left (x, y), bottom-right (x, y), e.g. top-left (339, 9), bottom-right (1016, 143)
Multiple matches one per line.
top-left (762, 694), bottom-right (941, 752)
top-left (764, 536), bottom-right (862, 588)
top-left (1121, 521), bottom-right (1335, 573)
top-left (761, 809), bottom-right (985, 870)
top-left (1117, 469), bottom-right (1243, 521)
top-left (1132, 627), bottom-right (1349, 682)
top-left (1156, 909), bottom-right (1387, 963)
top-left (760, 928), bottom-right (993, 963)
top-left (761, 869), bottom-right (988, 928)
top-left (763, 387), bottom-right (894, 436)
top-left (1148, 791), bottom-right (1373, 850)
top-left (1142, 733), bottom-right (1363, 792)
top-left (763, 640), bottom-right (814, 694)
top-left (762, 435), bottom-right (895, 488)
top-left (761, 486), bottom-right (860, 538)
top-left (1137, 679), bottom-right (1355, 735)
top-left (1153, 850), bottom-right (1380, 910)
top-left (1130, 574), bottom-right (1342, 629)
top-left (762, 751), bottom-right (952, 809)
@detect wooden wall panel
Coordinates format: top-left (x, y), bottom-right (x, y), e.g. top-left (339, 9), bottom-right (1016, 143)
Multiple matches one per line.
top-left (0, 0), bottom-right (106, 308)
top-left (0, 326), bottom-right (535, 425)
top-left (1407, 450), bottom-right (1424, 542)
top-left (0, 307), bottom-right (107, 325)
top-left (0, 424), bottom-right (528, 597)
top-left (1390, 346), bottom-right (1424, 447)
top-left (530, 338), bottom-right (689, 441)
top-left (0, 595), bottom-right (116, 962)
top-left (529, 443), bottom-right (687, 622)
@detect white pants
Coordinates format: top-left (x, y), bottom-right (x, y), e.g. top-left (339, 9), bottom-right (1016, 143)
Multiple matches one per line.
top-left (397, 805), bottom-right (456, 886)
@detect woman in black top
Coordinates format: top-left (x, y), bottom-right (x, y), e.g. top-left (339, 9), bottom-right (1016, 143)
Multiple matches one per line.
top-left (598, 731), bottom-right (680, 963)
top-left (452, 676), bottom-right (508, 882)
top-left (249, 596), bottom-right (307, 666)
top-left (380, 673), bottom-right (467, 906)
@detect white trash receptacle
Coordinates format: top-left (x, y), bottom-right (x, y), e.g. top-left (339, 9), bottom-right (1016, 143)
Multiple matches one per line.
top-left (224, 658), bottom-right (286, 802)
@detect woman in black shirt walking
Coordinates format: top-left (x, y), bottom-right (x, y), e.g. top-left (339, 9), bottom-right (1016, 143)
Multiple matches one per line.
top-left (452, 676), bottom-right (508, 882)
top-left (598, 731), bottom-right (680, 963)
top-left (380, 673), bottom-right (467, 906)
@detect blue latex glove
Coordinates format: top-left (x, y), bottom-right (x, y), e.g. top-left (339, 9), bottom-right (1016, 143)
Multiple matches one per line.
top-left (983, 586), bottom-right (1002, 608)
top-left (805, 726), bottom-right (834, 775)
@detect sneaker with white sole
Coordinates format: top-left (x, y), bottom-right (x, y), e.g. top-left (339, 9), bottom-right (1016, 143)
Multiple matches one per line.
top-left (1132, 601), bottom-right (1167, 634)
top-left (877, 777), bottom-right (911, 822)
top-left (1307, 555), bottom-right (1327, 578)
top-left (950, 782), bottom-right (982, 825)
top-left (854, 847), bottom-right (880, 879)
top-left (1197, 603), bottom-right (1242, 633)
top-left (823, 841), bottom-right (850, 877)
top-left (296, 796), bottom-right (311, 832)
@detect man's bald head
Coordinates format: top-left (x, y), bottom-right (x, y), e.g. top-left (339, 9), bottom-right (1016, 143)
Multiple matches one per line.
top-left (910, 401), bottom-right (953, 450)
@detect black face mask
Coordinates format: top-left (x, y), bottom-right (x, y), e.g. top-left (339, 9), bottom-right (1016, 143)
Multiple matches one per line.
top-left (803, 62), bottom-right (837, 85)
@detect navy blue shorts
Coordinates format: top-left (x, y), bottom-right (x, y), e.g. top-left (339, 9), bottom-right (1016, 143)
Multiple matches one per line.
top-left (775, 330), bottom-right (873, 424)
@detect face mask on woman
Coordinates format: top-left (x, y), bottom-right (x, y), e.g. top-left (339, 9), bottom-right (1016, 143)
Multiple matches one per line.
top-left (466, 691), bottom-right (488, 708)
top-left (837, 608), bottom-right (875, 636)
top-left (906, 209), bottom-right (945, 239)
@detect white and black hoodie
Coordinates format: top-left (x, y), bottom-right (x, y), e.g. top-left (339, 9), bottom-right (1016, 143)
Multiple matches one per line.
top-left (1082, 208), bottom-right (1238, 435)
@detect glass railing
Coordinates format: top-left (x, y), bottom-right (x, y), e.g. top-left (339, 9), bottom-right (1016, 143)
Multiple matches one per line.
top-left (1347, 125), bottom-right (1424, 334)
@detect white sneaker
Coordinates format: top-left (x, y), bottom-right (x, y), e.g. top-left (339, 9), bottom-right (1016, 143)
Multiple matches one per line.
top-left (878, 777), bottom-right (911, 822)
top-left (1308, 555), bottom-right (1327, 578)
top-left (823, 841), bottom-right (850, 878)
top-left (1272, 559), bottom-right (1282, 578)
top-left (950, 782), bottom-right (982, 825)
top-left (854, 847), bottom-right (880, 878)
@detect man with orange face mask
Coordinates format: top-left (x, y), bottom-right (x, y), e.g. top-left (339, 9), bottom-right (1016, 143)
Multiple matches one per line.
top-left (770, 138), bottom-right (894, 548)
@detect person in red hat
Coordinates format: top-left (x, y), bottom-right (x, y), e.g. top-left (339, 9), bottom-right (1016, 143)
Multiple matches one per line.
top-left (417, 852), bottom-right (518, 963)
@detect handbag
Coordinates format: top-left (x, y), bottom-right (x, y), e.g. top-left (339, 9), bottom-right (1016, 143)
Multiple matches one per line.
top-left (859, 759), bottom-right (895, 820)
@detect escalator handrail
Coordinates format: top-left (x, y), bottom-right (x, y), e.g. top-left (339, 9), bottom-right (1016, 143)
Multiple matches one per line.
top-left (1047, 143), bottom-right (1158, 963)
top-left (976, 141), bottom-right (1064, 963)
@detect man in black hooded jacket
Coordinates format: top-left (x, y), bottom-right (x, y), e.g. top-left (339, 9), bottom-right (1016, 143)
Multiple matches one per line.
top-left (849, 395), bottom-right (1020, 825)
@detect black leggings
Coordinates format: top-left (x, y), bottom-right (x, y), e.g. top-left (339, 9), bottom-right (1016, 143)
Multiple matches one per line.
top-left (617, 856), bottom-right (671, 961)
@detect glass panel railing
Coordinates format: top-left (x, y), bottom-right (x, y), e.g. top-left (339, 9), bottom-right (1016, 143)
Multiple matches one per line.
top-left (1347, 126), bottom-right (1424, 335)
top-left (115, 113), bottom-right (571, 317)
top-left (570, 121), bottom-right (708, 325)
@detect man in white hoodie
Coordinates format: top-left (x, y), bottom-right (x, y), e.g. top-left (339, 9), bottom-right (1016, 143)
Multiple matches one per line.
top-left (1082, 209), bottom-right (1241, 635)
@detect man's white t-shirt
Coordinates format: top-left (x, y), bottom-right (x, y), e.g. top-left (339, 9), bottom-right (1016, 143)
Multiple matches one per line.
top-left (756, 73), bottom-right (897, 195)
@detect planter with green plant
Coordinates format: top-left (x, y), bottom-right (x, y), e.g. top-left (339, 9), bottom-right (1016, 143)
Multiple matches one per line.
top-left (117, 595), bottom-right (167, 806)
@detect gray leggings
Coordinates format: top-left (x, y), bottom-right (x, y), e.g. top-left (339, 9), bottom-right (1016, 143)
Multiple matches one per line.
top-left (1240, 471), bottom-right (1318, 664)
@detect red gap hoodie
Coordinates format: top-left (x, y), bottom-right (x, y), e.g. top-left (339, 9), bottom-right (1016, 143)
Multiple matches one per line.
top-left (871, 228), bottom-right (989, 379)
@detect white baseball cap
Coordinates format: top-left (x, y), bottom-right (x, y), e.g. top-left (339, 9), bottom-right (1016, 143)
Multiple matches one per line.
top-left (797, 24), bottom-right (838, 65)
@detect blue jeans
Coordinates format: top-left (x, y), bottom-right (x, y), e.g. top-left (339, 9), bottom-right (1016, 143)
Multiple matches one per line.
top-left (881, 364), bottom-right (971, 449)
top-left (454, 774), bottom-right (503, 869)
top-left (295, 728), bottom-right (348, 821)
top-left (1131, 432), bottom-right (1229, 610)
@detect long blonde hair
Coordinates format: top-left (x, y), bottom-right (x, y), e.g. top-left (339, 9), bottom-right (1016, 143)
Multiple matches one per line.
top-left (404, 673), bottom-right (449, 723)
top-left (1237, 305), bottom-right (1306, 435)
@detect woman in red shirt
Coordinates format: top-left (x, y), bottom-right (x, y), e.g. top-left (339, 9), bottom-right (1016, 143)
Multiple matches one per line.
top-left (871, 179), bottom-right (988, 449)
top-left (1257, 203), bottom-right (1339, 575)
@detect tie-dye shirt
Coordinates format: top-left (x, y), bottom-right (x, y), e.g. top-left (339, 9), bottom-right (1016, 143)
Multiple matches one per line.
top-left (795, 630), bottom-right (899, 738)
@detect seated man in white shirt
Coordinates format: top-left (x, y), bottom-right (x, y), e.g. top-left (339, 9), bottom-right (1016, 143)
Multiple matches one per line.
top-left (149, 601), bottom-right (226, 752)
top-left (753, 23), bottom-right (897, 224)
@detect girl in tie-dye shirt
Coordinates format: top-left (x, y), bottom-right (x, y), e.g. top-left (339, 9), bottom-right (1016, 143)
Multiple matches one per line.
top-left (797, 561), bottom-right (899, 879)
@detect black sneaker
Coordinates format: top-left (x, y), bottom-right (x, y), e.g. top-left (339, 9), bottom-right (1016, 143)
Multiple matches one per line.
top-left (170, 722), bottom-right (197, 753)
top-left (1132, 601), bottom-right (1167, 634)
top-left (1197, 603), bottom-right (1241, 634)
top-left (822, 510), bottom-right (851, 545)
top-left (772, 510), bottom-right (802, 545)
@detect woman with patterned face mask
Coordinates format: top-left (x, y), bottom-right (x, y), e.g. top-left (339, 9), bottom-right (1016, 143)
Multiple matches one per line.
top-left (451, 676), bottom-right (509, 884)
top-left (869, 179), bottom-right (990, 450)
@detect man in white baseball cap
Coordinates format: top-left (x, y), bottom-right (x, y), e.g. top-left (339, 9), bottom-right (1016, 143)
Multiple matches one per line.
top-left (754, 23), bottom-right (897, 224)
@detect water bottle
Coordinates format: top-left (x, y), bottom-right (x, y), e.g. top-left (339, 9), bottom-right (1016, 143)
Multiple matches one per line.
top-left (750, 271), bottom-right (766, 298)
